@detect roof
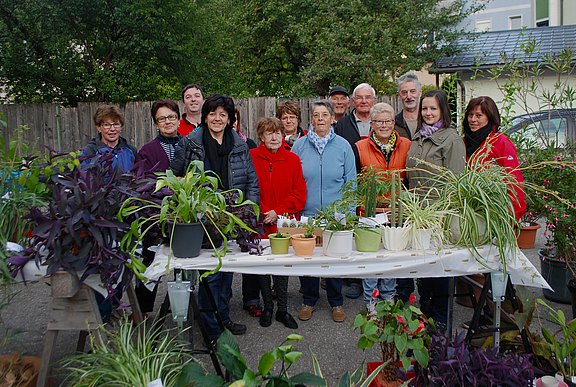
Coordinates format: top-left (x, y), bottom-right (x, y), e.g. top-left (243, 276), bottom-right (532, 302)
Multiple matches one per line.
top-left (431, 24), bottom-right (576, 73)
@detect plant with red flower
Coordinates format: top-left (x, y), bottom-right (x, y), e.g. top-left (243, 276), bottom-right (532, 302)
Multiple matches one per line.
top-left (354, 294), bottom-right (433, 381)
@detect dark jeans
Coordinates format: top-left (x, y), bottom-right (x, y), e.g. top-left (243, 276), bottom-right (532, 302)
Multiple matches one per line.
top-left (259, 274), bottom-right (288, 312)
top-left (301, 276), bottom-right (343, 308)
top-left (418, 277), bottom-right (449, 328)
top-left (396, 278), bottom-right (415, 302)
top-left (135, 238), bottom-right (159, 313)
top-left (198, 271), bottom-right (234, 338)
top-left (242, 273), bottom-right (261, 306)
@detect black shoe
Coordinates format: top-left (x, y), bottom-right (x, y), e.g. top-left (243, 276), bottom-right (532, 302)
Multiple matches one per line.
top-left (276, 311), bottom-right (298, 329)
top-left (260, 309), bottom-right (273, 327)
top-left (224, 321), bottom-right (247, 335)
top-left (345, 283), bottom-right (363, 299)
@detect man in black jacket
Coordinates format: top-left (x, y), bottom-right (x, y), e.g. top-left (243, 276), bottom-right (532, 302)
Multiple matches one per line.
top-left (394, 72), bottom-right (422, 140)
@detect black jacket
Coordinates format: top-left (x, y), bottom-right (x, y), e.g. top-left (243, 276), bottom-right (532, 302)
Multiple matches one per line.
top-left (170, 126), bottom-right (260, 203)
top-left (394, 111), bottom-right (412, 140)
top-left (334, 110), bottom-right (363, 172)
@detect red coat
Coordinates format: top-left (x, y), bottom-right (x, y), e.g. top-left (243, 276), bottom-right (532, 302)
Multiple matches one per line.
top-left (178, 116), bottom-right (196, 137)
top-left (355, 131), bottom-right (411, 178)
top-left (250, 144), bottom-right (307, 235)
top-left (467, 131), bottom-right (526, 220)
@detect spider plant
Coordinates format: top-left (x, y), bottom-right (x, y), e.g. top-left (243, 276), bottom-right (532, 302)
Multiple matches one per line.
top-left (61, 319), bottom-right (196, 386)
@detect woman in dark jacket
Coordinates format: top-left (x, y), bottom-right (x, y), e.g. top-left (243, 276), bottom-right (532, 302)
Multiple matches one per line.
top-left (132, 99), bottom-right (182, 317)
top-left (171, 94), bottom-right (259, 339)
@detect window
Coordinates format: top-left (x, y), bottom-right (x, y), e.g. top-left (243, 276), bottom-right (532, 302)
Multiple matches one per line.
top-left (475, 19), bottom-right (492, 32)
top-left (509, 15), bottom-right (522, 30)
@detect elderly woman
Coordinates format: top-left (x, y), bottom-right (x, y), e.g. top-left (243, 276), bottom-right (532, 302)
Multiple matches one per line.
top-left (406, 89), bottom-right (466, 331)
top-left (131, 99), bottom-right (182, 317)
top-left (276, 100), bottom-right (307, 147)
top-left (292, 100), bottom-right (356, 323)
top-left (82, 104), bottom-right (137, 173)
top-left (171, 94), bottom-right (259, 339)
top-left (463, 96), bottom-right (526, 220)
top-left (250, 117), bottom-right (306, 328)
top-left (354, 102), bottom-right (411, 307)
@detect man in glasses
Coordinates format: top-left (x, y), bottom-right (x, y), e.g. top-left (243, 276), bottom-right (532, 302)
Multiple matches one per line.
top-left (395, 72), bottom-right (422, 140)
top-left (179, 83), bottom-right (205, 136)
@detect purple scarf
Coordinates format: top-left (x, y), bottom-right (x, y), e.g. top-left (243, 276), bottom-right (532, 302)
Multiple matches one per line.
top-left (419, 120), bottom-right (445, 139)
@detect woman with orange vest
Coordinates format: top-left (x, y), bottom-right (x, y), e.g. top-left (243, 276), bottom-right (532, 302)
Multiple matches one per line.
top-left (354, 102), bottom-right (411, 307)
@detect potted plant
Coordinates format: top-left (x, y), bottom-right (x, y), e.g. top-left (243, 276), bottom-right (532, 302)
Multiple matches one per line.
top-left (269, 231), bottom-right (291, 255)
top-left (9, 153), bottom-right (144, 298)
top-left (354, 290), bottom-right (432, 385)
top-left (399, 189), bottom-right (451, 252)
top-left (314, 197), bottom-right (358, 258)
top-left (119, 160), bottom-right (258, 275)
top-left (291, 220), bottom-right (317, 257)
top-left (381, 171), bottom-right (409, 251)
top-left (412, 331), bottom-right (535, 386)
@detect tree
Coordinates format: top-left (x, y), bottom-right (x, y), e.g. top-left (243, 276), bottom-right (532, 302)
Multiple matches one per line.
top-left (228, 0), bottom-right (482, 96)
top-left (0, 0), bottom-right (197, 105)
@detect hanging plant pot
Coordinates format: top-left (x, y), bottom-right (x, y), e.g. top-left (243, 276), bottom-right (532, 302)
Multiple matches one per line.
top-left (411, 228), bottom-right (432, 252)
top-left (322, 230), bottom-right (353, 257)
top-left (449, 214), bottom-right (488, 245)
top-left (269, 233), bottom-right (291, 255)
top-left (291, 234), bottom-right (316, 257)
top-left (516, 223), bottom-right (541, 249)
top-left (381, 226), bottom-right (409, 251)
top-left (355, 227), bottom-right (382, 252)
top-left (167, 221), bottom-right (205, 258)
top-left (540, 249), bottom-right (572, 304)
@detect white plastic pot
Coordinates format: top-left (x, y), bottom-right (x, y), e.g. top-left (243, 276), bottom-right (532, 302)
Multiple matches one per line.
top-left (381, 226), bottom-right (409, 251)
top-left (322, 230), bottom-right (353, 257)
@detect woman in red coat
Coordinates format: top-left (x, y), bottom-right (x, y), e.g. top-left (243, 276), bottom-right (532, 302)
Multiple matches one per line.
top-left (463, 96), bottom-right (526, 220)
top-left (250, 117), bottom-right (306, 329)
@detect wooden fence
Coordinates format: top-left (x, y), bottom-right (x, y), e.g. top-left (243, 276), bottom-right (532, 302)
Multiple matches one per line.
top-left (0, 96), bottom-right (402, 153)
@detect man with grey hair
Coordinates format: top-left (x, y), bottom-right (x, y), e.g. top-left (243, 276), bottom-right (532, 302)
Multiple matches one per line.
top-left (394, 72), bottom-right (422, 140)
top-left (335, 82), bottom-right (376, 146)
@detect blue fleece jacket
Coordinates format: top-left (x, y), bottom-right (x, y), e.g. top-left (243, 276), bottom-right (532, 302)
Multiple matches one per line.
top-left (292, 133), bottom-right (356, 217)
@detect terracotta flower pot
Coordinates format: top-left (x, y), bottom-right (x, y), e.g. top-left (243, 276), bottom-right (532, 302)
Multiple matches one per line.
top-left (516, 222), bottom-right (541, 249)
top-left (290, 234), bottom-right (316, 256)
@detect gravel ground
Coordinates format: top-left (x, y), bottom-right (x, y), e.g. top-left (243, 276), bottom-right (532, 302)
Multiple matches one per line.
top-left (1, 228), bottom-right (572, 385)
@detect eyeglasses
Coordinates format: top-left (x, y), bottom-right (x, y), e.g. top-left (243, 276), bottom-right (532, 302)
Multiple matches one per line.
top-left (156, 114), bottom-right (179, 124)
top-left (100, 122), bottom-right (122, 129)
top-left (372, 119), bottom-right (394, 126)
top-left (281, 114), bottom-right (298, 121)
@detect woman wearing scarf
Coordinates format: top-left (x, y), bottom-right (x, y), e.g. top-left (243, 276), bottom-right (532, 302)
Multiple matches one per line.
top-left (250, 117), bottom-right (306, 329)
top-left (354, 102), bottom-right (411, 307)
top-left (171, 94), bottom-right (260, 340)
top-left (292, 100), bottom-right (356, 323)
top-left (132, 99), bottom-right (182, 317)
top-left (463, 96), bottom-right (526, 220)
top-left (406, 89), bottom-right (466, 331)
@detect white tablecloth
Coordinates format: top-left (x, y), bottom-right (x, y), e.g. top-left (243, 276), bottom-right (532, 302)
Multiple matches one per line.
top-left (146, 241), bottom-right (551, 290)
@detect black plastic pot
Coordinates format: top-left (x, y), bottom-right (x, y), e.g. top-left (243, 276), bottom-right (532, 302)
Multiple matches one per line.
top-left (568, 278), bottom-right (576, 319)
top-left (539, 249), bottom-right (572, 304)
top-left (167, 221), bottom-right (205, 258)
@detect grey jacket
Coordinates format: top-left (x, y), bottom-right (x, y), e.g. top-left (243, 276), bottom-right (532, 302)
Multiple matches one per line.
top-left (405, 126), bottom-right (466, 193)
top-left (170, 126), bottom-right (260, 203)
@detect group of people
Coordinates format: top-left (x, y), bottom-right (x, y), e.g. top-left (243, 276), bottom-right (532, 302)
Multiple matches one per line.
top-left (81, 72), bottom-right (526, 339)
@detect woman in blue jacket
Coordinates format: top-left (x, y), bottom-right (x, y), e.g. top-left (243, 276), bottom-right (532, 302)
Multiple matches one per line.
top-left (292, 100), bottom-right (356, 323)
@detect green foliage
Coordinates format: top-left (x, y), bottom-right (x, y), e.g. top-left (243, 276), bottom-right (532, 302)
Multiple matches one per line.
top-left (400, 189), bottom-right (452, 243)
top-left (176, 331), bottom-right (326, 386)
top-left (61, 320), bottom-right (195, 386)
top-left (313, 193), bottom-right (358, 232)
top-left (0, 0), bottom-right (196, 105)
top-left (537, 298), bottom-right (576, 377)
top-left (0, 0), bottom-right (481, 101)
top-left (354, 296), bottom-right (432, 377)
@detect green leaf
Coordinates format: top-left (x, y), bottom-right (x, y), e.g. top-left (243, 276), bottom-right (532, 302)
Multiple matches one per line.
top-left (258, 352), bottom-right (275, 375)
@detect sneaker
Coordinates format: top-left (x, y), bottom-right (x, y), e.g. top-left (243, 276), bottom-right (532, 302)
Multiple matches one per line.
top-left (276, 311), bottom-right (298, 329)
top-left (243, 304), bottom-right (263, 317)
top-left (259, 309), bottom-right (273, 327)
top-left (224, 321), bottom-right (247, 335)
top-left (331, 306), bottom-right (346, 322)
top-left (298, 304), bottom-right (315, 321)
top-left (345, 283), bottom-right (363, 299)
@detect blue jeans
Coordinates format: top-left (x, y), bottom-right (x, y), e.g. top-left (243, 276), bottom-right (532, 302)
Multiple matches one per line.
top-left (301, 276), bottom-right (343, 308)
top-left (362, 278), bottom-right (396, 305)
top-left (198, 271), bottom-right (234, 338)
